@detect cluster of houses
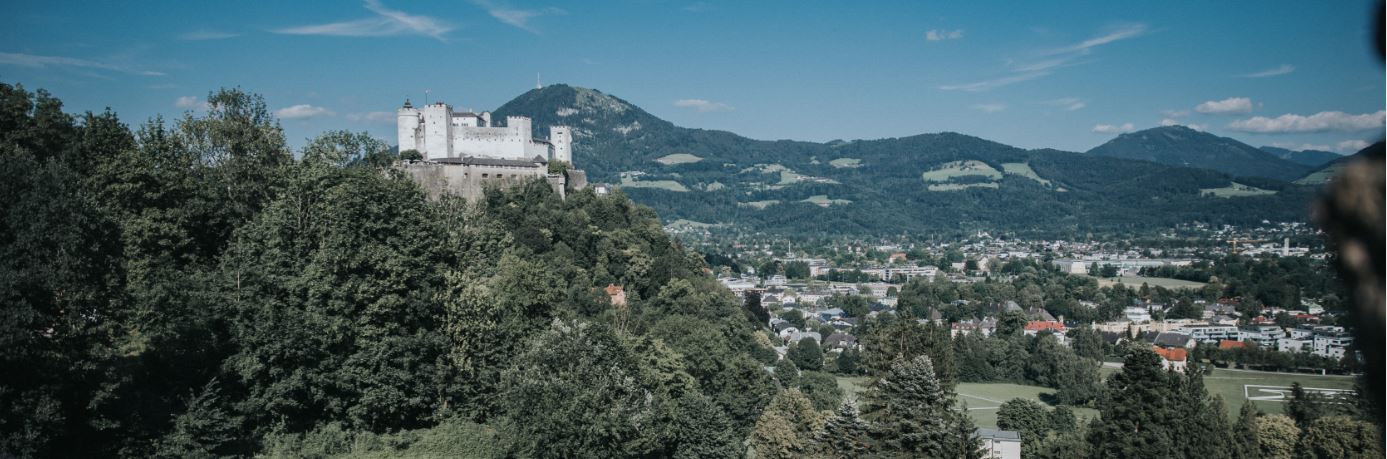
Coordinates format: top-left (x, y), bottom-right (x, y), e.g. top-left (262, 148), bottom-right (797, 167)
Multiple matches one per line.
top-left (1096, 298), bottom-right (1355, 371)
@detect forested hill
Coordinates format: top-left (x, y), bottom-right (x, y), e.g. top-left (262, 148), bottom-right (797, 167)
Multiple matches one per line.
top-left (0, 83), bottom-right (781, 457)
top-left (1260, 146), bottom-right (1343, 167)
top-left (1086, 125), bottom-right (1310, 180)
top-left (493, 85), bottom-right (1318, 237)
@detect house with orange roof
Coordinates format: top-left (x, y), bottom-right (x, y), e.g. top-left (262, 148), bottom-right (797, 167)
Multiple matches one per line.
top-left (1152, 346), bottom-right (1188, 372)
top-left (1217, 340), bottom-right (1246, 350)
top-left (605, 284), bottom-right (626, 307)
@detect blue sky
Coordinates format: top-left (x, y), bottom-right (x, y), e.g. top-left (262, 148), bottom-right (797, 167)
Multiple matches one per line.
top-left (2, 0), bottom-right (1383, 153)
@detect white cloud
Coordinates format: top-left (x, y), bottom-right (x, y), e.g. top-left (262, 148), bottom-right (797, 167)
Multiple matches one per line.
top-left (347, 111), bottom-right (396, 124)
top-left (179, 30), bottom-right (239, 40)
top-left (970, 103), bottom-right (1006, 113)
top-left (1239, 64), bottom-right (1295, 78)
top-left (1336, 139), bottom-right (1370, 153)
top-left (1160, 118), bottom-right (1206, 131)
top-left (0, 51), bottom-right (164, 76)
top-left (471, 0), bottom-right (565, 34)
top-left (1043, 97), bottom-right (1085, 111)
top-left (673, 99), bottom-right (734, 113)
top-left (174, 96), bottom-right (208, 109)
top-left (925, 29), bottom-right (964, 41)
top-left (1227, 110), bottom-right (1386, 134)
top-left (275, 104), bottom-right (335, 119)
top-left (276, 0), bottom-right (452, 41)
top-left (1195, 97), bottom-right (1253, 115)
top-left (1092, 122), bottom-right (1135, 134)
top-left (940, 24), bottom-right (1144, 92)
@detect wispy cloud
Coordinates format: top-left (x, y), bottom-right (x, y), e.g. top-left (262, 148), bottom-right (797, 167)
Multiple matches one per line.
top-left (939, 72), bottom-right (1049, 92)
top-left (179, 30), bottom-right (239, 41)
top-left (940, 23), bottom-right (1145, 92)
top-left (1092, 122), bottom-right (1135, 134)
top-left (1194, 97), bottom-right (1253, 115)
top-left (1228, 110), bottom-right (1385, 134)
top-left (925, 29), bottom-right (964, 41)
top-left (970, 103), bottom-right (1006, 113)
top-left (674, 99), bottom-right (734, 113)
top-left (1041, 24), bottom-right (1147, 56)
top-left (471, 0), bottom-right (565, 34)
top-left (275, 104), bottom-right (335, 119)
top-left (0, 51), bottom-right (164, 76)
top-left (1238, 64), bottom-right (1294, 78)
top-left (276, 0), bottom-right (453, 42)
top-left (347, 111), bottom-right (396, 124)
top-left (1042, 97), bottom-right (1085, 111)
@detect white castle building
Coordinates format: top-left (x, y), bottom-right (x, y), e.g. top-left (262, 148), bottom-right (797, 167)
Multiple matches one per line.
top-left (395, 95), bottom-right (585, 201)
top-left (397, 99), bottom-right (571, 164)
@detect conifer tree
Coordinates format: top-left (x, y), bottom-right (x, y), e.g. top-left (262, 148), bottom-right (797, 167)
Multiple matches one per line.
top-left (862, 355), bottom-right (978, 457)
top-left (813, 402), bottom-right (872, 458)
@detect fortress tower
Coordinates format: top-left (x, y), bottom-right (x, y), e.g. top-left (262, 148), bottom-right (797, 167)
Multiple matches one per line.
top-left (395, 91), bottom-right (583, 201)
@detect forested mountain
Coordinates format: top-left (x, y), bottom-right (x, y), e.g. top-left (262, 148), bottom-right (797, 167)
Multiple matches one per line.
top-left (1294, 143), bottom-right (1382, 185)
top-left (1086, 125), bottom-right (1310, 181)
top-left (494, 86), bottom-right (1319, 237)
top-left (1260, 146), bottom-right (1343, 167)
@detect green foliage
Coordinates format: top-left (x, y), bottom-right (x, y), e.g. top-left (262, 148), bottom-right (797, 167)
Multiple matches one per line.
top-left (749, 389), bottom-right (825, 459)
top-left (1295, 415), bottom-right (1383, 459)
top-left (861, 355), bottom-right (978, 457)
top-left (813, 402), bottom-right (872, 458)
top-left (1252, 414), bottom-right (1299, 459)
top-left (788, 337), bottom-right (824, 371)
top-left (796, 371), bottom-right (843, 411)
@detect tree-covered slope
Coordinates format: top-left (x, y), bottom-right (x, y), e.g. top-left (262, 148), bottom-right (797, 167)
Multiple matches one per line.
top-left (1260, 146), bottom-right (1343, 167)
top-left (1086, 125), bottom-right (1310, 181)
top-left (495, 85), bottom-right (1318, 236)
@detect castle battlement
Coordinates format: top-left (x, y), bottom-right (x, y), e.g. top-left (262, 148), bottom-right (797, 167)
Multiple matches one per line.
top-left (397, 99), bottom-right (571, 164)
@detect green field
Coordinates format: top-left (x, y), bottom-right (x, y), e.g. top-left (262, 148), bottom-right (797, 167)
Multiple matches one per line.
top-left (1001, 162), bottom-right (1052, 186)
top-left (1200, 182), bottom-right (1276, 198)
top-left (802, 195), bottom-right (852, 206)
top-left (830, 157), bottom-right (862, 168)
top-left (836, 377), bottom-right (1098, 428)
top-left (1295, 165), bottom-right (1341, 185)
top-left (738, 200), bottom-right (781, 209)
top-left (619, 173), bottom-right (689, 192)
top-left (839, 366), bottom-right (1350, 428)
top-left (921, 160), bottom-right (1003, 183)
top-left (655, 153), bottom-right (703, 165)
top-left (703, 181), bottom-right (726, 191)
top-left (1194, 368), bottom-right (1356, 418)
top-left (928, 183), bottom-right (1000, 192)
top-left (1090, 274), bottom-right (1207, 290)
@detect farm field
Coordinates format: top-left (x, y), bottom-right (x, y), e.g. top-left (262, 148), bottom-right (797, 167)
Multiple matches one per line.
top-left (830, 157), bottom-right (862, 168)
top-left (920, 160), bottom-right (1003, 183)
top-left (655, 153), bottom-right (703, 165)
top-left (1087, 274), bottom-right (1207, 290)
top-left (1200, 182), bottom-right (1277, 198)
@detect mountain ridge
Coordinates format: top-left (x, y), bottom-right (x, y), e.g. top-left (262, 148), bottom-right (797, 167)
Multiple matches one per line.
top-left (491, 85), bottom-right (1318, 236)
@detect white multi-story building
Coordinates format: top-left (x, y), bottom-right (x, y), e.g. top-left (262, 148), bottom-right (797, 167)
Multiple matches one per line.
top-left (1312, 333), bottom-right (1353, 360)
top-left (1174, 324), bottom-right (1241, 343)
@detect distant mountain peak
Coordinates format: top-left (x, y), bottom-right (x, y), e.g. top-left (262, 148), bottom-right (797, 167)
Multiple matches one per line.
top-left (1088, 125), bottom-right (1310, 180)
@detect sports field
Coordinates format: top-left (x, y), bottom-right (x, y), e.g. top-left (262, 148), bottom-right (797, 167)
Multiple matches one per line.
top-left (838, 367), bottom-right (1357, 427)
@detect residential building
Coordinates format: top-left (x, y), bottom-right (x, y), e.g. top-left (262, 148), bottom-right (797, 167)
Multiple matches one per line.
top-left (976, 428), bottom-right (1022, 459)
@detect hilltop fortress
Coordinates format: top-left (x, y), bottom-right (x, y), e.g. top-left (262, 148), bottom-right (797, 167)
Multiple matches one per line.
top-left (396, 96), bottom-right (585, 200)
